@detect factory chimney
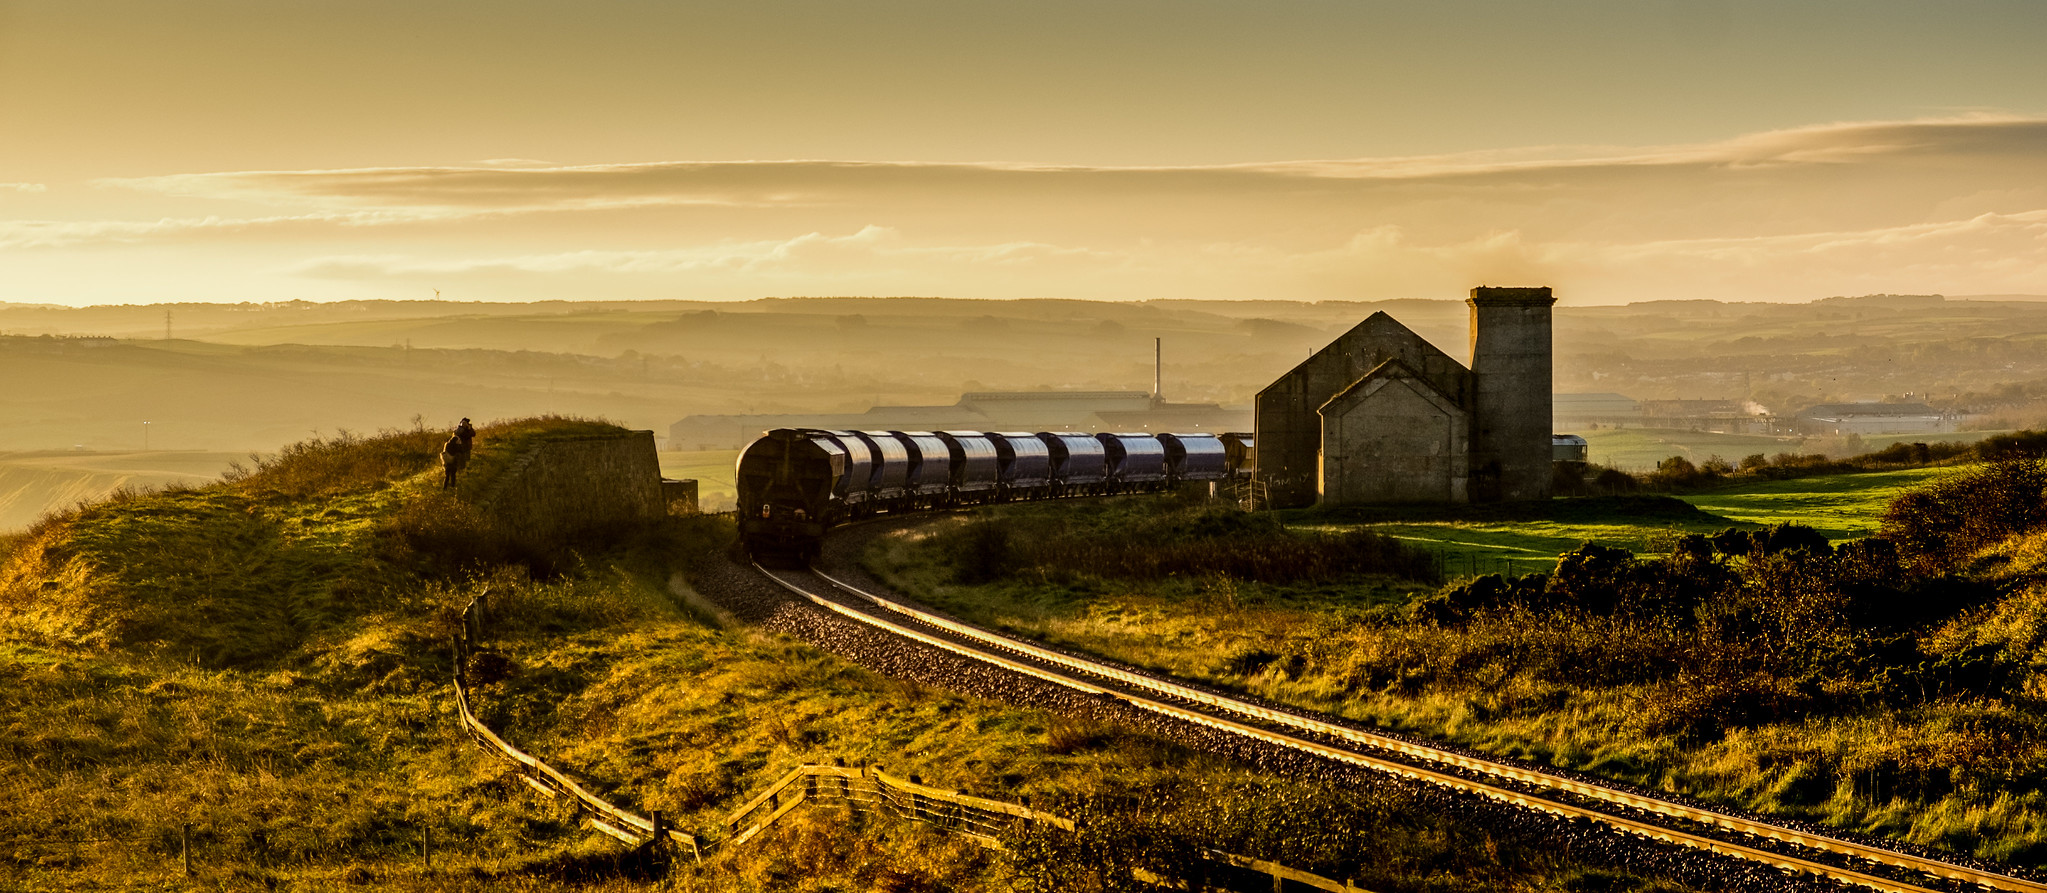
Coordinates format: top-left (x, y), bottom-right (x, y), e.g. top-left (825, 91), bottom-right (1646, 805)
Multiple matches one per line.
top-left (1153, 337), bottom-right (1162, 404)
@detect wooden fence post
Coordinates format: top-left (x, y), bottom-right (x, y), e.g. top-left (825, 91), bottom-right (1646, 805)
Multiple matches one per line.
top-left (180, 823), bottom-right (191, 875)
top-left (422, 822), bottom-right (433, 873)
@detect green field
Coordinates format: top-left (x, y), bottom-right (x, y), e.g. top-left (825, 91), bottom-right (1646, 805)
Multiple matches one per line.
top-left (1298, 465), bottom-right (1960, 577)
top-left (1577, 428), bottom-right (1800, 470)
top-left (1678, 465), bottom-right (1960, 540)
top-left (1579, 427), bottom-right (2014, 472)
top-left (658, 449), bottom-right (739, 512)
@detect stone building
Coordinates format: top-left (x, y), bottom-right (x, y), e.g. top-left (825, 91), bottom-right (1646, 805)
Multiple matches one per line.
top-left (1253, 286), bottom-right (1555, 507)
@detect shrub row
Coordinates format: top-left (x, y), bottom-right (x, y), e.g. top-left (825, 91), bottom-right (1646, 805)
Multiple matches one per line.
top-left (1624, 427), bottom-right (2047, 493)
top-left (940, 506), bottom-right (1440, 587)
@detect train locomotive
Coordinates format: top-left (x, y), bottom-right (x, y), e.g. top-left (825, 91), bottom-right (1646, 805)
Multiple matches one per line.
top-left (737, 428), bottom-right (1242, 561)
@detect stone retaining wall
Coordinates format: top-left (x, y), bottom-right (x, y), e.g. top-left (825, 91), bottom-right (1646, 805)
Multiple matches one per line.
top-left (483, 431), bottom-right (665, 544)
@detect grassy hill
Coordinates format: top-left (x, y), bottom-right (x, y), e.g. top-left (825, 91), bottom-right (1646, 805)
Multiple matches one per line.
top-left (1, 418), bottom-right (1687, 892)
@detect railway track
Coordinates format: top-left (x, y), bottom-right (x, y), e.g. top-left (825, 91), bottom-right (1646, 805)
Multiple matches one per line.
top-left (753, 559), bottom-right (2047, 893)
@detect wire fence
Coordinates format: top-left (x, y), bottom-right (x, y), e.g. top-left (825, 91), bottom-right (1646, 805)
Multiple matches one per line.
top-left (453, 594), bottom-right (1374, 891)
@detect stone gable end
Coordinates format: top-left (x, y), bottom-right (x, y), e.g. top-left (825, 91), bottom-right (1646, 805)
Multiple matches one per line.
top-left (1317, 360), bottom-right (1469, 504)
top-left (1253, 312), bottom-right (1472, 508)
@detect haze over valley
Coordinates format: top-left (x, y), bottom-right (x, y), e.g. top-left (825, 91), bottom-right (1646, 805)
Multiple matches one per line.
top-left (7, 291), bottom-right (2047, 529)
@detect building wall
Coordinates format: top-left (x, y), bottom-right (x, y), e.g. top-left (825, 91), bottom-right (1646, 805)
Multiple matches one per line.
top-left (1253, 312), bottom-right (1472, 508)
top-left (1800, 416), bottom-right (1953, 436)
top-left (1319, 367), bottom-right (1468, 504)
top-left (1467, 288), bottom-right (1555, 503)
top-left (484, 431), bottom-right (666, 544)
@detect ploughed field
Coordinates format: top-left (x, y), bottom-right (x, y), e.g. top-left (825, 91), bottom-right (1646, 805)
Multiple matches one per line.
top-left (860, 466), bottom-right (2047, 868)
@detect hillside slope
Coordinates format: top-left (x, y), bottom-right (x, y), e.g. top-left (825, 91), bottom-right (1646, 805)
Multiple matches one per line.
top-left (0, 418), bottom-right (1717, 892)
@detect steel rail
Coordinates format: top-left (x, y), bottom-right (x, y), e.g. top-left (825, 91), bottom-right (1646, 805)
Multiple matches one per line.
top-left (759, 561), bottom-right (2047, 893)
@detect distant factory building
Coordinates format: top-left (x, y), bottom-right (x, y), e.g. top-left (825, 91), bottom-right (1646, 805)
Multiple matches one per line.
top-left (1552, 392), bottom-right (1641, 430)
top-left (667, 390), bottom-right (1250, 451)
top-left (1791, 402), bottom-right (1954, 436)
top-left (1254, 286), bottom-right (1556, 508)
top-left (1635, 399), bottom-right (1771, 434)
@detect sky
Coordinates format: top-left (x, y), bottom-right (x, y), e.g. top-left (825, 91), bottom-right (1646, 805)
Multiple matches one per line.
top-left (3, 0), bottom-right (2046, 306)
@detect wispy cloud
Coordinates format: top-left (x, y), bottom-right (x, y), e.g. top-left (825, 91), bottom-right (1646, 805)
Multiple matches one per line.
top-left (0, 209), bottom-right (469, 250)
top-left (0, 183), bottom-right (47, 193)
top-left (286, 226), bottom-right (1117, 280)
top-left (13, 116), bottom-right (2047, 303)
top-left (102, 115), bottom-right (2047, 210)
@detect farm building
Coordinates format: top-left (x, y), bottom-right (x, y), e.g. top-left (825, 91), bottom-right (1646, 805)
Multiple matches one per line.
top-left (1253, 286), bottom-right (1555, 508)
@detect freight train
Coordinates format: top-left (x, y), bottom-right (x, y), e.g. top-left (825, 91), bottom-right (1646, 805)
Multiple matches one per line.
top-left (737, 429), bottom-right (1250, 561)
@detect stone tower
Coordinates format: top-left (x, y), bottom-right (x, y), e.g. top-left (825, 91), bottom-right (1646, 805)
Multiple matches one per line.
top-left (1465, 286), bottom-right (1555, 502)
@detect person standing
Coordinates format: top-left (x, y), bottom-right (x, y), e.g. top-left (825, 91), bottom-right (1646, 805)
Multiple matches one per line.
top-left (440, 434), bottom-right (467, 489)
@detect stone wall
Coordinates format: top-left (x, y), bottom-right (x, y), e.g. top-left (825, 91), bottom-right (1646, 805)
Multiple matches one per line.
top-left (482, 431), bottom-right (666, 544)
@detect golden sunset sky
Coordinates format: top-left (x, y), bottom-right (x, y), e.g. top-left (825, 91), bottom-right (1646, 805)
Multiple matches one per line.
top-left (4, 0), bottom-right (2046, 305)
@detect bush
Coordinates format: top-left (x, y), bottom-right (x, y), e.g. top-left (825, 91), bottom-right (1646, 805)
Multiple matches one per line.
top-left (1881, 459), bottom-right (2047, 569)
top-left (1592, 467), bottom-right (1637, 493)
top-left (948, 518), bottom-right (1014, 584)
top-left (942, 506), bottom-right (1440, 585)
top-left (223, 427), bottom-right (444, 500)
top-left (1979, 430), bottom-right (2047, 461)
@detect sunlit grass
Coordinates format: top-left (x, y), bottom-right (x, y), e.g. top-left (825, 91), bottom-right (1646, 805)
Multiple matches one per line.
top-left (656, 450), bottom-right (738, 512)
top-left (0, 420), bottom-right (1687, 891)
top-left (1678, 465), bottom-right (1962, 539)
top-left (864, 468), bottom-right (2047, 865)
top-left (1578, 428), bottom-right (1800, 471)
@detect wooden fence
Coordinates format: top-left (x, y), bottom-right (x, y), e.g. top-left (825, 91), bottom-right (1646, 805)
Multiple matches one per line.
top-left (453, 595), bottom-right (1372, 892)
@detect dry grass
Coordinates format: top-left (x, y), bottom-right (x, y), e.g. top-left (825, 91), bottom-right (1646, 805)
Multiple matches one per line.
top-left (0, 420), bottom-right (1710, 891)
top-left (869, 472), bottom-right (2047, 866)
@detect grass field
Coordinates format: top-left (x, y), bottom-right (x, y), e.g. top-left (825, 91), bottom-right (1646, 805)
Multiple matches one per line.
top-left (1677, 465), bottom-right (1961, 539)
top-left (863, 463), bottom-right (2047, 865)
top-left (1306, 501), bottom-right (1723, 577)
top-left (1577, 428), bottom-right (1800, 471)
top-left (1580, 427), bottom-right (2015, 472)
top-left (0, 449), bottom-right (243, 533)
top-left (0, 422), bottom-right (1683, 892)
top-left (1300, 466), bottom-right (1967, 576)
top-left (657, 450), bottom-right (738, 512)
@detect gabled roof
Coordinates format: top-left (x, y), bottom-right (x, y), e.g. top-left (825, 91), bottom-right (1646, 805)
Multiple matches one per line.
top-left (1257, 311), bottom-right (1470, 407)
top-left (1317, 357), bottom-right (1463, 417)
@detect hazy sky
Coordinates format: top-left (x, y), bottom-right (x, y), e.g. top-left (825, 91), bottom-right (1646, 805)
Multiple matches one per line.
top-left (3, 0), bottom-right (2046, 306)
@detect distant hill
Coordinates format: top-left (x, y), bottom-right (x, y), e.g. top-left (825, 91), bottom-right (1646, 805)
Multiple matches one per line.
top-left (2, 293), bottom-right (2046, 470)
top-left (0, 450), bottom-right (241, 532)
